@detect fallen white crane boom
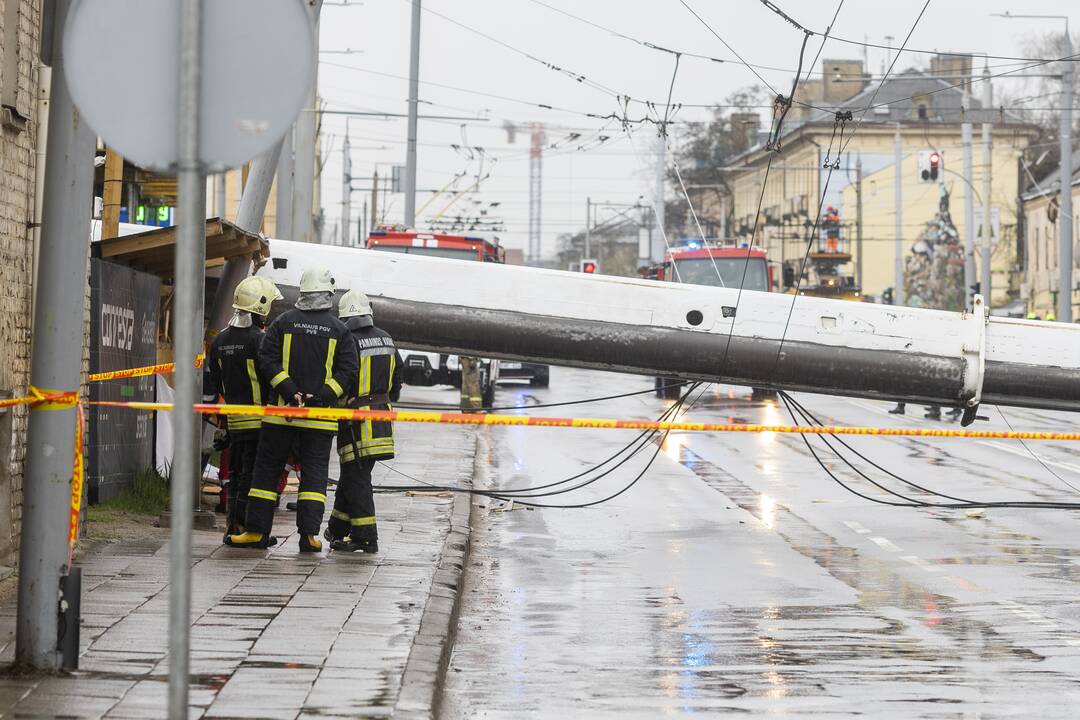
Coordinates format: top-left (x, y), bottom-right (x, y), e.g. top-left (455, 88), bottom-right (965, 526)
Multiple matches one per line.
top-left (259, 241), bottom-right (1080, 413)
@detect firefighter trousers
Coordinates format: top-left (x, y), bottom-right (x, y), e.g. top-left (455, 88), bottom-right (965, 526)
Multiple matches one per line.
top-left (328, 456), bottom-right (378, 542)
top-left (226, 429), bottom-right (260, 533)
top-left (245, 424), bottom-right (332, 536)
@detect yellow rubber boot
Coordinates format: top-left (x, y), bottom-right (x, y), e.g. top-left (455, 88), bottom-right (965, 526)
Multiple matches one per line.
top-left (224, 531), bottom-right (276, 549)
top-left (299, 535), bottom-right (323, 553)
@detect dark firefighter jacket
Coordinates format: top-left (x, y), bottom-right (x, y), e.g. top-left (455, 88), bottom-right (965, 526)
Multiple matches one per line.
top-left (206, 324), bottom-right (268, 432)
top-left (258, 307), bottom-right (359, 433)
top-left (339, 324), bottom-right (403, 462)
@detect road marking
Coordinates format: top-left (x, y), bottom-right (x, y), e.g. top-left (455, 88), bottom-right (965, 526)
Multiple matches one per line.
top-left (900, 555), bottom-right (943, 573)
top-left (843, 520), bottom-right (872, 534)
top-left (868, 536), bottom-right (903, 553)
top-left (976, 440), bottom-right (1080, 475)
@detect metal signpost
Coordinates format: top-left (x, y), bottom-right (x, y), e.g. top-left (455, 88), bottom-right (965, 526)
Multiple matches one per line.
top-left (58, 1), bottom-right (315, 715)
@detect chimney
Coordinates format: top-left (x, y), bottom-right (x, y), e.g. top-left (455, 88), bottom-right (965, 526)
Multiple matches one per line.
top-left (821, 59), bottom-right (867, 103)
top-left (929, 53), bottom-right (972, 82)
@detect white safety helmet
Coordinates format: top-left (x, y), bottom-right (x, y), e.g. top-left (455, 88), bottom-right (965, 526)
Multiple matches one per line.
top-left (299, 265), bottom-right (336, 293)
top-left (232, 276), bottom-right (283, 316)
top-left (338, 289), bottom-right (373, 319)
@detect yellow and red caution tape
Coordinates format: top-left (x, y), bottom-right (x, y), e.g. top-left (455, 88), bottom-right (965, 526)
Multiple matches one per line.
top-left (74, 400), bottom-right (1080, 442)
top-left (88, 354), bottom-right (204, 383)
top-left (68, 404), bottom-right (84, 565)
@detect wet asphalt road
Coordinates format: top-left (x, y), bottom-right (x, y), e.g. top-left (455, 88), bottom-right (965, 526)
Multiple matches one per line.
top-left (440, 366), bottom-right (1080, 718)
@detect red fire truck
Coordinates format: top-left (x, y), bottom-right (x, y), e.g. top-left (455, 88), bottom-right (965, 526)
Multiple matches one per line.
top-left (365, 229), bottom-right (548, 399)
top-left (648, 240), bottom-right (774, 291)
top-left (648, 240), bottom-right (775, 398)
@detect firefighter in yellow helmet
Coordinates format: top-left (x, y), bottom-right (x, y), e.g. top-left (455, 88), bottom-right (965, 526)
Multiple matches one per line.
top-left (205, 276), bottom-right (282, 535)
top-left (325, 289), bottom-right (403, 553)
top-left (226, 266), bottom-right (358, 551)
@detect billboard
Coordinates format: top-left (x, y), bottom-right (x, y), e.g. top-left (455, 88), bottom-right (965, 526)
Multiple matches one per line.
top-left (88, 260), bottom-right (160, 503)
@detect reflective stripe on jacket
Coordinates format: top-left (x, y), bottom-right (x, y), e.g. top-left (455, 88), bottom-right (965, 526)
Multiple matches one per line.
top-left (338, 325), bottom-right (403, 461)
top-left (207, 325), bottom-right (268, 431)
top-left (259, 307), bottom-right (359, 432)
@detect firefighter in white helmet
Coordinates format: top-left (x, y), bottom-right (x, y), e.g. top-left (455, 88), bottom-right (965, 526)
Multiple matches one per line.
top-left (324, 289), bottom-right (403, 553)
top-left (205, 276), bottom-right (282, 535)
top-left (226, 266), bottom-right (358, 551)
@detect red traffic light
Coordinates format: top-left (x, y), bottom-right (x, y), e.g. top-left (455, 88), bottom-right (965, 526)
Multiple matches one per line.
top-left (582, 262), bottom-right (597, 274)
top-left (929, 152), bottom-right (940, 166)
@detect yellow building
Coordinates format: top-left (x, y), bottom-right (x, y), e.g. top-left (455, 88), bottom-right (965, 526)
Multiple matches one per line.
top-left (727, 57), bottom-right (1037, 308)
top-left (1021, 149), bottom-right (1080, 319)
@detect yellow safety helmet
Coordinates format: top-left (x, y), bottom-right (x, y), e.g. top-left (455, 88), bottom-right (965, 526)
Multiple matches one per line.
top-left (338, 289), bottom-right (373, 319)
top-left (232, 276), bottom-right (282, 316)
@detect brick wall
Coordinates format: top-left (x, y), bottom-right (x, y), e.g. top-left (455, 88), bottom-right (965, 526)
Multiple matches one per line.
top-left (0, 0), bottom-right (42, 567)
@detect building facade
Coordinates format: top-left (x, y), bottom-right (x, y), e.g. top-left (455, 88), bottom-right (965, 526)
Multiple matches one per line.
top-left (1021, 149), bottom-right (1080, 319)
top-left (0, 0), bottom-right (45, 567)
top-left (727, 57), bottom-right (1037, 308)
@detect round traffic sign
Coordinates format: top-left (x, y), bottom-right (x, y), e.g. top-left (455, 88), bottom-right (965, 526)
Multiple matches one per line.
top-left (63, 0), bottom-right (315, 171)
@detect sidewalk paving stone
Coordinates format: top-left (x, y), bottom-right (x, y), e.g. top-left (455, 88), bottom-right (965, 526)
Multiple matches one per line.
top-left (0, 422), bottom-right (476, 719)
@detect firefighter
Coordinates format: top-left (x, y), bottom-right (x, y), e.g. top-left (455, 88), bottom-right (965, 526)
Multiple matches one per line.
top-left (326, 289), bottom-right (403, 553)
top-left (226, 266), bottom-right (358, 551)
top-left (206, 276), bottom-right (282, 535)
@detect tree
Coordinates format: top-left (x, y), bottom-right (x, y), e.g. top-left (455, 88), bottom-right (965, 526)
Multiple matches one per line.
top-left (663, 85), bottom-right (770, 240)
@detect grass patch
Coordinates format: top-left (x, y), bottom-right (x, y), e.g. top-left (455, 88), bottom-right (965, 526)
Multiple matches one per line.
top-left (91, 467), bottom-right (170, 516)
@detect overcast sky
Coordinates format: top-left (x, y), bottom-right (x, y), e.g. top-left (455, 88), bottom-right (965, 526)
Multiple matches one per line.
top-left (316, 0), bottom-right (1079, 257)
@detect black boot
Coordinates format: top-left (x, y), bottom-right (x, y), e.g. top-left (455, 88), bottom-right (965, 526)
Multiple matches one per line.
top-left (888, 403), bottom-right (906, 415)
top-left (924, 406), bottom-right (942, 420)
top-left (331, 537), bottom-right (378, 554)
top-left (224, 531), bottom-right (277, 549)
top-left (299, 534), bottom-right (323, 553)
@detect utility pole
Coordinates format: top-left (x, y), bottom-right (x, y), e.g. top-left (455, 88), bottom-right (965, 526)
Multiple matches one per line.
top-left (17, 0), bottom-right (95, 671)
top-left (371, 166), bottom-right (379, 231)
top-left (980, 64), bottom-right (993, 306)
top-left (276, 127), bottom-right (294, 239)
top-left (215, 173), bottom-right (226, 218)
top-left (528, 123), bottom-right (544, 263)
top-left (894, 123), bottom-right (905, 305)
top-left (962, 83), bottom-right (976, 307)
top-left (584, 197), bottom-right (591, 258)
top-left (403, 0), bottom-right (421, 227)
top-left (1058, 29), bottom-right (1074, 322)
top-left (102, 148), bottom-right (123, 239)
top-left (169, 0), bottom-right (205, 715)
top-left (653, 134), bottom-right (666, 262)
top-left (293, 4), bottom-right (321, 242)
top-left (855, 155), bottom-right (864, 291)
top-left (341, 120), bottom-right (351, 246)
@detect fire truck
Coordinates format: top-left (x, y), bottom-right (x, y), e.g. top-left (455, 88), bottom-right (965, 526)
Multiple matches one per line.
top-left (365, 229), bottom-right (511, 403)
top-left (647, 240), bottom-right (776, 398)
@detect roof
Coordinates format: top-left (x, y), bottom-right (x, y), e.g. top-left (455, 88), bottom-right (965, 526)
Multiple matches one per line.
top-left (1022, 147), bottom-right (1080, 201)
top-left (803, 69), bottom-right (1014, 126)
top-left (92, 218), bottom-right (269, 280)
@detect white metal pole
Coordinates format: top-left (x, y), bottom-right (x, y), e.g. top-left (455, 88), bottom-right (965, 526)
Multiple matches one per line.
top-left (341, 126), bottom-right (351, 246)
top-left (584, 197), bottom-right (591, 258)
top-left (1059, 30), bottom-right (1074, 322)
top-left (653, 135), bottom-right (666, 262)
top-left (276, 126), bottom-right (294, 239)
top-left (403, 0), bottom-right (421, 227)
top-left (16, 0), bottom-right (96, 670)
top-left (293, 4), bottom-right (321, 242)
top-left (894, 123), bottom-right (905, 305)
top-left (980, 64), bottom-right (993, 305)
top-left (169, 0), bottom-right (205, 715)
top-left (962, 84), bottom-right (976, 307)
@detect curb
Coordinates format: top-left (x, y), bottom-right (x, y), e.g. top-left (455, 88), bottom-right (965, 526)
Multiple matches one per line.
top-left (394, 428), bottom-right (477, 720)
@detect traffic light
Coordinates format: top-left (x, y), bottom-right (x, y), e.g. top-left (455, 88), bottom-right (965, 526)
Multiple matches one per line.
top-left (917, 150), bottom-right (943, 182)
top-left (581, 258), bottom-right (598, 274)
top-left (882, 287), bottom-right (894, 305)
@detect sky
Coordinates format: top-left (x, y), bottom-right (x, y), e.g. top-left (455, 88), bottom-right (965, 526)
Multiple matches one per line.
top-left (316, 0), bottom-right (1080, 258)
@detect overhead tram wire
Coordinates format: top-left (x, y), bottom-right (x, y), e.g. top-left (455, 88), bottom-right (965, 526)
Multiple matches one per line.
top-left (779, 392), bottom-right (1080, 510)
top-left (376, 382), bottom-right (703, 504)
top-left (768, 0), bottom-right (928, 382)
top-left (995, 407), bottom-right (1080, 498)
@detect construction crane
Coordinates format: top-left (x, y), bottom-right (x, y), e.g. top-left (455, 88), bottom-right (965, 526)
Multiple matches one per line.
top-left (257, 240), bottom-right (1080, 422)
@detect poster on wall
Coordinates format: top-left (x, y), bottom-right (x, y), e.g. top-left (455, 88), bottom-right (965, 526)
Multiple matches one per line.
top-left (88, 259), bottom-right (160, 503)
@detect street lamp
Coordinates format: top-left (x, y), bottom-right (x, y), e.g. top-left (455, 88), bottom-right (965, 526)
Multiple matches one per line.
top-left (992, 12), bottom-right (1073, 322)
